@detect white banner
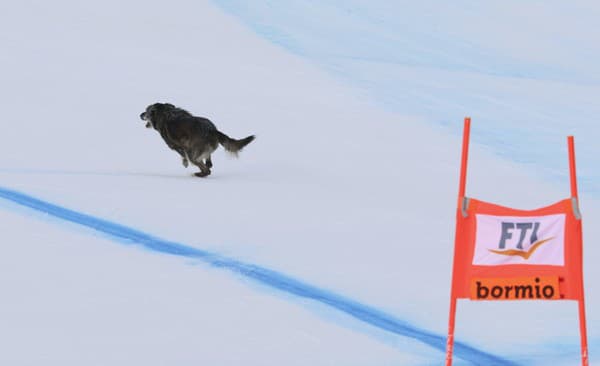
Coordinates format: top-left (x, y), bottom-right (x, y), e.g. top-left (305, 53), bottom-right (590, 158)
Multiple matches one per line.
top-left (473, 214), bottom-right (565, 266)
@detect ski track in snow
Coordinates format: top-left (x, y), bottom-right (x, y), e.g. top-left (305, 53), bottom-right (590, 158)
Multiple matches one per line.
top-left (0, 185), bottom-right (518, 366)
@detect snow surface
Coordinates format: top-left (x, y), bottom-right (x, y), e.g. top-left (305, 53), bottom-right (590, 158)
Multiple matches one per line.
top-left (0, 0), bottom-right (598, 365)
top-left (214, 0), bottom-right (600, 195)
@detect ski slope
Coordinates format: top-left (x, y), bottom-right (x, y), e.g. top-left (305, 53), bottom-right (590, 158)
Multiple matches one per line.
top-left (0, 1), bottom-right (598, 365)
top-left (214, 0), bottom-right (600, 195)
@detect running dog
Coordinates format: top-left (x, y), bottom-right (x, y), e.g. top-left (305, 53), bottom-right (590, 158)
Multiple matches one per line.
top-left (140, 103), bottom-right (255, 177)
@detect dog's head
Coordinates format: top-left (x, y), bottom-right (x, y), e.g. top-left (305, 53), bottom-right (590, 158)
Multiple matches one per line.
top-left (140, 103), bottom-right (176, 128)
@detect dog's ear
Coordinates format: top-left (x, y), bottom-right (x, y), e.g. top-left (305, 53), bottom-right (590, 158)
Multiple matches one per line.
top-left (144, 103), bottom-right (161, 119)
top-left (150, 103), bottom-right (164, 113)
top-left (145, 103), bottom-right (157, 113)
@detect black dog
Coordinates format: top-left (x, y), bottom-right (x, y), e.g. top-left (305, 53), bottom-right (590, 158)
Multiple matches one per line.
top-left (140, 103), bottom-right (255, 177)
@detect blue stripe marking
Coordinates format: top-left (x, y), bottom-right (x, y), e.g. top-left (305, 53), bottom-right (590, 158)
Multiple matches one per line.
top-left (0, 186), bottom-right (518, 365)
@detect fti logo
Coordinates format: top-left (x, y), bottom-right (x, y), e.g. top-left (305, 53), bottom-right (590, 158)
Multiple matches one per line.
top-left (489, 222), bottom-right (553, 259)
top-left (472, 214), bottom-right (565, 266)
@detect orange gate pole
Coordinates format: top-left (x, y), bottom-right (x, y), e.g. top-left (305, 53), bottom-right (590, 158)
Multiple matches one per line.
top-left (458, 117), bottom-right (471, 200)
top-left (568, 136), bottom-right (579, 199)
top-left (446, 117), bottom-right (471, 366)
top-left (568, 136), bottom-right (589, 366)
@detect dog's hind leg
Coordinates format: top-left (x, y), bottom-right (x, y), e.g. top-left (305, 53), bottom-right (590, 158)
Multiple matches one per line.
top-left (192, 159), bottom-right (211, 177)
top-left (205, 155), bottom-right (213, 169)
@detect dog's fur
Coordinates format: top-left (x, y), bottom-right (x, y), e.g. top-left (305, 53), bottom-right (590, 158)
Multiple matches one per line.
top-left (140, 103), bottom-right (255, 177)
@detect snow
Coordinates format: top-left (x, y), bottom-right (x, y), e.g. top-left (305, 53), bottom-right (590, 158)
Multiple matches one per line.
top-left (0, 206), bottom-right (431, 365)
top-left (214, 0), bottom-right (600, 195)
top-left (0, 0), bottom-right (598, 365)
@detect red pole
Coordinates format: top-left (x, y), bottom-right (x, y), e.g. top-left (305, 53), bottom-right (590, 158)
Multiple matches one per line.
top-left (445, 297), bottom-right (457, 366)
top-left (458, 117), bottom-right (471, 201)
top-left (568, 136), bottom-right (578, 199)
top-left (446, 117), bottom-right (471, 366)
top-left (568, 136), bottom-right (589, 366)
top-left (579, 297), bottom-right (589, 366)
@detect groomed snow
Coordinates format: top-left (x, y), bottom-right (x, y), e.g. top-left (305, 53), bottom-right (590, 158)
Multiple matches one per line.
top-left (0, 1), bottom-right (597, 365)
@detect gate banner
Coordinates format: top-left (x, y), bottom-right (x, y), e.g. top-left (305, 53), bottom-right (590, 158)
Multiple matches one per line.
top-left (450, 198), bottom-right (584, 301)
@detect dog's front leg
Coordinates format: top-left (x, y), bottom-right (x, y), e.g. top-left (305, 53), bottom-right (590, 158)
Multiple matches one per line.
top-left (173, 148), bottom-right (189, 167)
top-left (171, 146), bottom-right (189, 167)
top-left (181, 153), bottom-right (189, 167)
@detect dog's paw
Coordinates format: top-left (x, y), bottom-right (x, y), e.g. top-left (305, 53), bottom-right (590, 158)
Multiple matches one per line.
top-left (182, 158), bottom-right (189, 168)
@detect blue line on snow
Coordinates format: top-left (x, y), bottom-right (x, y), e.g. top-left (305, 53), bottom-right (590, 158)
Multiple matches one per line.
top-left (0, 186), bottom-right (518, 365)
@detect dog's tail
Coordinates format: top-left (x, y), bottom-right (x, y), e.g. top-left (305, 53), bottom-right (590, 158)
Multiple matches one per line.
top-left (217, 131), bottom-right (255, 156)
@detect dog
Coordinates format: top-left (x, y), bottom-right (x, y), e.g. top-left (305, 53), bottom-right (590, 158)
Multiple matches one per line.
top-left (140, 103), bottom-right (255, 177)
